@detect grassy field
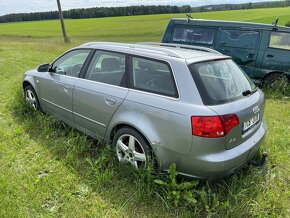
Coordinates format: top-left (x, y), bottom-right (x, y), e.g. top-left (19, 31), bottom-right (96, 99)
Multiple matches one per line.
top-left (0, 7), bottom-right (290, 217)
top-left (0, 7), bottom-right (290, 41)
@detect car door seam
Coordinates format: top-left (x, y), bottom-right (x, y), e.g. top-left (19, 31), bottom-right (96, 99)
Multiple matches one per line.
top-left (42, 98), bottom-right (72, 113)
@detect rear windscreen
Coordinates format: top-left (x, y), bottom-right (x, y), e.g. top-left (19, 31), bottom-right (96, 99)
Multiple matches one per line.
top-left (172, 26), bottom-right (216, 45)
top-left (189, 59), bottom-right (256, 105)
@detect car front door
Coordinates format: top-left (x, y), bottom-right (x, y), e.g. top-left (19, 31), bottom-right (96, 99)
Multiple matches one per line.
top-left (216, 29), bottom-right (260, 77)
top-left (72, 50), bottom-right (128, 138)
top-left (262, 31), bottom-right (290, 72)
top-left (38, 49), bottom-right (91, 125)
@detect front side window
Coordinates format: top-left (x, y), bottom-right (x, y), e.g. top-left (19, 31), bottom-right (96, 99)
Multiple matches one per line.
top-left (269, 32), bottom-right (290, 50)
top-left (172, 26), bottom-right (216, 45)
top-left (85, 51), bottom-right (126, 86)
top-left (189, 59), bottom-right (256, 105)
top-left (132, 57), bottom-right (178, 97)
top-left (219, 30), bottom-right (259, 49)
top-left (52, 49), bottom-right (91, 77)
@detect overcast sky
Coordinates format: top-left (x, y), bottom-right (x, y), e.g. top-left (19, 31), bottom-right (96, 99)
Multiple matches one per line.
top-left (0, 0), bottom-right (279, 16)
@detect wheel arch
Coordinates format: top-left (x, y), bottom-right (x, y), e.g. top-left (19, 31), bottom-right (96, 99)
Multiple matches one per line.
top-left (22, 77), bottom-right (38, 93)
top-left (23, 80), bottom-right (33, 90)
top-left (261, 71), bottom-right (290, 83)
top-left (109, 123), bottom-right (153, 151)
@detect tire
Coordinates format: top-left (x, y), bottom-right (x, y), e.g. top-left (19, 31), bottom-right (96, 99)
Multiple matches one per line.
top-left (24, 85), bottom-right (40, 110)
top-left (263, 73), bottom-right (288, 88)
top-left (113, 127), bottom-right (151, 169)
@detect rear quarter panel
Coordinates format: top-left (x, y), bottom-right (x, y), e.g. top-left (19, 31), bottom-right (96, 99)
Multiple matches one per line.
top-left (106, 92), bottom-right (192, 154)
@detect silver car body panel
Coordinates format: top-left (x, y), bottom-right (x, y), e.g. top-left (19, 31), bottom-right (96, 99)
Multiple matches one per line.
top-left (39, 73), bottom-right (78, 123)
top-left (73, 78), bottom-right (128, 138)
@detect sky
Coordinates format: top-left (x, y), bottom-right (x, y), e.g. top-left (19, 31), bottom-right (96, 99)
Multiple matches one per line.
top-left (0, 0), bottom-right (280, 16)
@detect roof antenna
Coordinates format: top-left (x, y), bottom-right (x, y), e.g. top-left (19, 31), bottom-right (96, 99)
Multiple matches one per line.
top-left (272, 17), bottom-right (279, 31)
top-left (186, 12), bottom-right (193, 23)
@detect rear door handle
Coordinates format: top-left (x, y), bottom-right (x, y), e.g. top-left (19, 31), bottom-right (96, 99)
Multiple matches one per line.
top-left (64, 86), bottom-right (71, 93)
top-left (267, 54), bottom-right (274, 58)
top-left (248, 53), bottom-right (255, 59)
top-left (105, 97), bottom-right (116, 106)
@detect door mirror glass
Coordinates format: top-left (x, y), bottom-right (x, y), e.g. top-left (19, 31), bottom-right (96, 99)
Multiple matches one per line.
top-left (37, 63), bottom-right (50, 72)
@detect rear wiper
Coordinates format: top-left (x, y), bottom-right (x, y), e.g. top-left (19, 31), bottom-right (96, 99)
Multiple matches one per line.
top-left (242, 88), bottom-right (258, 96)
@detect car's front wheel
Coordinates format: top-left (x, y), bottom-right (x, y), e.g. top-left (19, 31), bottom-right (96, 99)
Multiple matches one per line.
top-left (24, 85), bottom-right (40, 110)
top-left (113, 128), bottom-right (150, 169)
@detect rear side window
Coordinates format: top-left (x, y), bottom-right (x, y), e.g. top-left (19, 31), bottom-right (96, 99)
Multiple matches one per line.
top-left (85, 51), bottom-right (126, 86)
top-left (189, 59), bottom-right (256, 105)
top-left (219, 30), bottom-right (259, 49)
top-left (131, 57), bottom-right (178, 98)
top-left (172, 26), bottom-right (216, 45)
top-left (269, 32), bottom-right (290, 50)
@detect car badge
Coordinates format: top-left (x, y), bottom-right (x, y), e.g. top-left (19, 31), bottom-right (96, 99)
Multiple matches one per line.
top-left (253, 106), bottom-right (260, 114)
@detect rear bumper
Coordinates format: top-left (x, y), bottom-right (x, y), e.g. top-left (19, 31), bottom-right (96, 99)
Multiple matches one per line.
top-left (158, 121), bottom-right (267, 180)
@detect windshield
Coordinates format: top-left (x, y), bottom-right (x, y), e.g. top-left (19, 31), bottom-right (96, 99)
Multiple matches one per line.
top-left (189, 59), bottom-right (256, 105)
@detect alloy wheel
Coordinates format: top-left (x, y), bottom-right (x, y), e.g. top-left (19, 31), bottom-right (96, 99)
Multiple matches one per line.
top-left (25, 89), bottom-right (37, 110)
top-left (116, 134), bottom-right (147, 169)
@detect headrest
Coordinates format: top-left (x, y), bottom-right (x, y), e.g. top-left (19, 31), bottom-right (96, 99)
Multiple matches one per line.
top-left (138, 61), bottom-right (153, 72)
top-left (101, 58), bottom-right (120, 71)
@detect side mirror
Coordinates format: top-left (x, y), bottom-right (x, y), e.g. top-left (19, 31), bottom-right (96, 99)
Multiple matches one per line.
top-left (37, 63), bottom-right (50, 72)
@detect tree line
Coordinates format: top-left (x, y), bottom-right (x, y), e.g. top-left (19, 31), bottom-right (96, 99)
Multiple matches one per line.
top-left (192, 0), bottom-right (290, 12)
top-left (0, 1), bottom-right (290, 24)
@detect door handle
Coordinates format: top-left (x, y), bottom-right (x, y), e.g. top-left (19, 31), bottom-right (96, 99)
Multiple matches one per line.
top-left (266, 54), bottom-right (274, 58)
top-left (247, 53), bottom-right (255, 59)
top-left (64, 86), bottom-right (71, 93)
top-left (105, 97), bottom-right (116, 106)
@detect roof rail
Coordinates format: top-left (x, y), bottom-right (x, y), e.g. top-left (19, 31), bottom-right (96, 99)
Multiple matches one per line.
top-left (81, 42), bottom-right (183, 58)
top-left (137, 42), bottom-right (222, 54)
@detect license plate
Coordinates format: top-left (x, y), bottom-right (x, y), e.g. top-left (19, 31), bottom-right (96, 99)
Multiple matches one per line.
top-left (243, 113), bottom-right (260, 133)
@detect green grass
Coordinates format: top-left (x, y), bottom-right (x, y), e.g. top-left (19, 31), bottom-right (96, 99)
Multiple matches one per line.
top-left (0, 7), bottom-right (290, 217)
top-left (0, 7), bottom-right (289, 42)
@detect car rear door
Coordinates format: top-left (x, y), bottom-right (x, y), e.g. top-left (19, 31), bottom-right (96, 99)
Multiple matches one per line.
top-left (38, 49), bottom-right (91, 124)
top-left (72, 50), bottom-right (128, 138)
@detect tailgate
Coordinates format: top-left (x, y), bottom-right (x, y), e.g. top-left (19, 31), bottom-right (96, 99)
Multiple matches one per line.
top-left (207, 89), bottom-right (265, 149)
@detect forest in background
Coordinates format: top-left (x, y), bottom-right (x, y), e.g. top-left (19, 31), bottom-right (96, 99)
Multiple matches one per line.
top-left (1, 0), bottom-right (290, 23)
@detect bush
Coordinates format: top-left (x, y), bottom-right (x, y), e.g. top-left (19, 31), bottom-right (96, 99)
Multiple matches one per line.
top-left (286, 21), bottom-right (290, 27)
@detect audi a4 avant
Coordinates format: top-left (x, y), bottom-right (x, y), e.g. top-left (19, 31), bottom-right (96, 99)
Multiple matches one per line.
top-left (22, 42), bottom-right (267, 179)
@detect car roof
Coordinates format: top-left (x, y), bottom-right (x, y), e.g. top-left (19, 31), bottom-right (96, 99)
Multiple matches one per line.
top-left (170, 18), bottom-right (290, 32)
top-left (78, 42), bottom-right (227, 62)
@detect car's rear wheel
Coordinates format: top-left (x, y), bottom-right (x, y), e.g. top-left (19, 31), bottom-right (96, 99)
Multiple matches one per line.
top-left (24, 85), bottom-right (40, 110)
top-left (113, 128), bottom-right (150, 169)
top-left (263, 73), bottom-right (288, 88)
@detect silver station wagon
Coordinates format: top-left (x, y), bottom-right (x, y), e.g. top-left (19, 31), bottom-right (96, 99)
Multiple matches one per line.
top-left (23, 42), bottom-right (267, 179)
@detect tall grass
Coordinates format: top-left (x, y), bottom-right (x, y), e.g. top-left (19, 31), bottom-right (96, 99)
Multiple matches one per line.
top-left (6, 75), bottom-right (289, 217)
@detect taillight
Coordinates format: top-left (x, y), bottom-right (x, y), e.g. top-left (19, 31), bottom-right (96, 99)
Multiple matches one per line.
top-left (191, 114), bottom-right (239, 138)
top-left (191, 116), bottom-right (224, 138)
top-left (220, 114), bottom-right (239, 135)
